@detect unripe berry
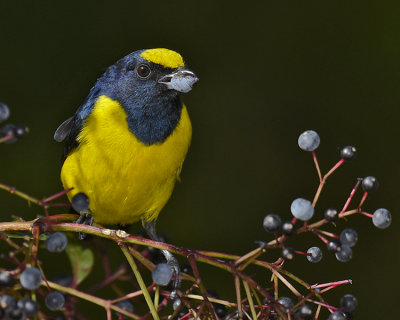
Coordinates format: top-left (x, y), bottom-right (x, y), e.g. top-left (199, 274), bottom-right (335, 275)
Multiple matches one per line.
top-left (328, 310), bottom-right (346, 320)
top-left (324, 208), bottom-right (338, 222)
top-left (340, 228), bottom-right (358, 247)
top-left (282, 221), bottom-right (295, 235)
top-left (295, 304), bottom-right (313, 319)
top-left (0, 294), bottom-right (15, 312)
top-left (1, 124), bottom-right (17, 143)
top-left (340, 294), bottom-right (357, 312)
top-left (17, 298), bottom-right (38, 317)
top-left (263, 214), bottom-right (282, 233)
top-left (277, 296), bottom-right (294, 310)
top-left (335, 245), bottom-right (353, 262)
top-left (361, 176), bottom-right (379, 192)
top-left (327, 240), bottom-right (341, 253)
top-left (14, 124), bottom-right (29, 137)
top-left (340, 146), bottom-right (357, 161)
top-left (0, 271), bottom-right (14, 287)
top-left (282, 247), bottom-right (295, 261)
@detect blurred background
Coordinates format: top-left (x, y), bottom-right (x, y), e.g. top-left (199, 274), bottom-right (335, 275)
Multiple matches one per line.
top-left (0, 1), bottom-right (399, 318)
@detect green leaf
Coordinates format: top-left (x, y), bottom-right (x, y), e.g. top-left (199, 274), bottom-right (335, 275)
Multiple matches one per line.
top-left (65, 243), bottom-right (94, 285)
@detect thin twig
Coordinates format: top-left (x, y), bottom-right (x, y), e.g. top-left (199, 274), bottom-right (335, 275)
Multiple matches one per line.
top-left (188, 253), bottom-right (218, 320)
top-left (243, 280), bottom-right (257, 320)
top-left (120, 245), bottom-right (160, 320)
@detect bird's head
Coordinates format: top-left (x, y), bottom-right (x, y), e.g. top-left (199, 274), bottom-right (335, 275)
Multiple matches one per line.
top-left (98, 48), bottom-right (198, 105)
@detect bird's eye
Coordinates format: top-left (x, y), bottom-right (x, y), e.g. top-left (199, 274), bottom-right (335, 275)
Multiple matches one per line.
top-left (136, 64), bottom-right (151, 78)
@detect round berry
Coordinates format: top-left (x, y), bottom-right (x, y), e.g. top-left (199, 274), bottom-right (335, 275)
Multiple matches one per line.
top-left (0, 271), bottom-right (14, 287)
top-left (335, 245), bottom-right (353, 262)
top-left (340, 146), bottom-right (357, 161)
top-left (9, 306), bottom-right (23, 319)
top-left (13, 124), bottom-right (29, 138)
top-left (45, 232), bottom-right (68, 253)
top-left (263, 214), bottom-right (282, 233)
top-left (20, 267), bottom-right (42, 290)
top-left (324, 208), bottom-right (338, 222)
top-left (17, 298), bottom-right (38, 317)
top-left (277, 296), bottom-right (294, 310)
top-left (372, 208), bottom-right (392, 229)
top-left (298, 130), bottom-right (320, 151)
top-left (115, 300), bottom-right (134, 318)
top-left (340, 228), bottom-right (358, 247)
top-left (327, 240), bottom-right (341, 253)
top-left (71, 192), bottom-right (90, 212)
top-left (45, 291), bottom-right (65, 311)
top-left (328, 310), bottom-right (346, 320)
top-left (0, 294), bottom-right (16, 312)
top-left (282, 247), bottom-right (295, 261)
top-left (152, 263), bottom-right (173, 286)
top-left (290, 198), bottom-right (314, 221)
top-left (282, 221), bottom-right (295, 235)
top-left (0, 102), bottom-right (10, 122)
top-left (1, 124), bottom-right (17, 143)
top-left (340, 294), bottom-right (357, 312)
top-left (295, 304), bottom-right (313, 319)
top-left (306, 247), bottom-right (322, 263)
top-left (361, 176), bottom-right (379, 193)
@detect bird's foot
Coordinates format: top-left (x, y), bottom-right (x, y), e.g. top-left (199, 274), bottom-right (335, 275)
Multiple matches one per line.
top-left (161, 249), bottom-right (181, 300)
top-left (75, 211), bottom-right (94, 240)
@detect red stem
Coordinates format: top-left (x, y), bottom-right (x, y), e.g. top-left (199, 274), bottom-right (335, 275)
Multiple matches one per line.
top-left (341, 178), bottom-right (362, 213)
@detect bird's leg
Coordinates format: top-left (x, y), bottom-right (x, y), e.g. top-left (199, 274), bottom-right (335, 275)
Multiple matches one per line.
top-left (75, 210), bottom-right (94, 240)
top-left (144, 219), bottom-right (180, 300)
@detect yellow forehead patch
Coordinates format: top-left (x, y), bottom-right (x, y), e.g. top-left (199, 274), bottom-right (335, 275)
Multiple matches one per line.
top-left (140, 48), bottom-right (184, 69)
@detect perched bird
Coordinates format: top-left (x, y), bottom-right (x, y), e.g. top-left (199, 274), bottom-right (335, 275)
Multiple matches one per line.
top-left (54, 48), bottom-right (198, 295)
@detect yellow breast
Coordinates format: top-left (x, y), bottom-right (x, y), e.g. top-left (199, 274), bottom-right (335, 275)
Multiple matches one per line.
top-left (60, 95), bottom-right (192, 225)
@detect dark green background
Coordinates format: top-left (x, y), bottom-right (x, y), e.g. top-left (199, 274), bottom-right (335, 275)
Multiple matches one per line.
top-left (0, 1), bottom-right (399, 318)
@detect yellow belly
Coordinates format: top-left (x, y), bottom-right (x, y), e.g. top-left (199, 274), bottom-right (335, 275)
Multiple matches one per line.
top-left (61, 95), bottom-right (192, 225)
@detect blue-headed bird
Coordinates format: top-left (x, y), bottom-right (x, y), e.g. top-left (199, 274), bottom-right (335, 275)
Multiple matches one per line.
top-left (54, 48), bottom-right (198, 296)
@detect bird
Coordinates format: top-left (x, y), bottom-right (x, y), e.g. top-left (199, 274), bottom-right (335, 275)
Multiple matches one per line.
top-left (54, 48), bottom-right (198, 296)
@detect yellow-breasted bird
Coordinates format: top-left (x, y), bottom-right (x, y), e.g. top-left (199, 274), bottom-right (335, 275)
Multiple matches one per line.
top-left (54, 48), bottom-right (198, 296)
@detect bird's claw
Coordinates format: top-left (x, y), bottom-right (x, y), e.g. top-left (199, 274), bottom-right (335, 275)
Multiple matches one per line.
top-left (75, 211), bottom-right (94, 240)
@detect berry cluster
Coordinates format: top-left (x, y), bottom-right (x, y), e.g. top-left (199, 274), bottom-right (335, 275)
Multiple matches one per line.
top-left (0, 293), bottom-right (38, 319)
top-left (260, 130), bottom-right (392, 318)
top-left (0, 102), bottom-right (29, 144)
top-left (0, 128), bottom-right (393, 319)
top-left (0, 231), bottom-right (69, 319)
